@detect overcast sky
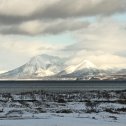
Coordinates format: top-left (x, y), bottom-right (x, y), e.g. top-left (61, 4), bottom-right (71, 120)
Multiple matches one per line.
top-left (0, 0), bottom-right (126, 72)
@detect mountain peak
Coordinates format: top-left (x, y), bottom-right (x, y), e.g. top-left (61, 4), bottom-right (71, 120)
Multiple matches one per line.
top-left (77, 59), bottom-right (97, 70)
top-left (0, 54), bottom-right (126, 80)
top-left (0, 54), bottom-right (66, 79)
top-left (61, 59), bottom-right (97, 75)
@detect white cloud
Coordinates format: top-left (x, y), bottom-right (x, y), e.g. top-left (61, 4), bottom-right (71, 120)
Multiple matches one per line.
top-left (0, 0), bottom-right (58, 16)
top-left (70, 51), bottom-right (126, 67)
top-left (0, 0), bottom-right (125, 25)
top-left (65, 18), bottom-right (126, 67)
top-left (17, 19), bottom-right (89, 35)
top-left (19, 20), bottom-right (43, 35)
top-left (0, 0), bottom-right (126, 70)
top-left (74, 18), bottom-right (126, 52)
top-left (0, 36), bottom-right (63, 56)
top-left (0, 19), bottom-right (89, 35)
top-left (0, 35), bottom-right (65, 70)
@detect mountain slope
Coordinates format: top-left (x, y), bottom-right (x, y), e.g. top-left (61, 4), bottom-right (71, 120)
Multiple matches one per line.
top-left (0, 54), bottom-right (126, 80)
top-left (58, 60), bottom-right (98, 76)
top-left (0, 54), bottom-right (66, 79)
top-left (0, 70), bottom-right (6, 74)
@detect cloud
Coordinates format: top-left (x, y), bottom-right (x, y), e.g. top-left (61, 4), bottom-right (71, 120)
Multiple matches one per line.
top-left (0, 0), bottom-right (125, 36)
top-left (0, 0), bottom-right (126, 70)
top-left (0, 0), bottom-right (126, 25)
top-left (0, 0), bottom-right (59, 17)
top-left (0, 35), bottom-right (62, 56)
top-left (0, 0), bottom-right (58, 24)
top-left (0, 19), bottom-right (89, 35)
top-left (0, 35), bottom-right (65, 70)
top-left (65, 49), bottom-right (126, 69)
top-left (68, 19), bottom-right (126, 52)
top-left (63, 18), bottom-right (126, 67)
top-left (39, 0), bottom-right (126, 19)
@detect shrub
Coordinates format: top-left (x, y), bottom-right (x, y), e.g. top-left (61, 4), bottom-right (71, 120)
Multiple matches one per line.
top-left (57, 99), bottom-right (66, 103)
top-left (85, 101), bottom-right (100, 113)
top-left (56, 109), bottom-right (73, 113)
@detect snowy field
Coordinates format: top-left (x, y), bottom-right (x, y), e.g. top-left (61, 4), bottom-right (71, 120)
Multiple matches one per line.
top-left (0, 89), bottom-right (126, 126)
top-left (0, 113), bottom-right (126, 126)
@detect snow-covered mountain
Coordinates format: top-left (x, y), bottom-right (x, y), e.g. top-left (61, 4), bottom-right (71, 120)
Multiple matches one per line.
top-left (0, 54), bottom-right (66, 79)
top-left (57, 60), bottom-right (100, 78)
top-left (0, 70), bottom-right (6, 74)
top-left (59, 60), bottom-right (97, 75)
top-left (0, 54), bottom-right (126, 80)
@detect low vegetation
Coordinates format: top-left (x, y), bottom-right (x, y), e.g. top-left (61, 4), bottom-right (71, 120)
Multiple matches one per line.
top-left (0, 90), bottom-right (126, 119)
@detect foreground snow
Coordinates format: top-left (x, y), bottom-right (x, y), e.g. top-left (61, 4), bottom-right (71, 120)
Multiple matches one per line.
top-left (0, 113), bottom-right (126, 126)
top-left (0, 89), bottom-right (126, 126)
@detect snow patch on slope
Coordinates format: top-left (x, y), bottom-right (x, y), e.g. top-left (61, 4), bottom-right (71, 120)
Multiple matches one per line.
top-left (0, 70), bottom-right (7, 74)
top-left (0, 54), bottom-right (66, 78)
top-left (62, 60), bottom-right (97, 74)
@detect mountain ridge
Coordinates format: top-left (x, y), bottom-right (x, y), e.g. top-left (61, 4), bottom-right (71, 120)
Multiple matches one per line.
top-left (0, 54), bottom-right (66, 79)
top-left (0, 54), bottom-right (126, 80)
